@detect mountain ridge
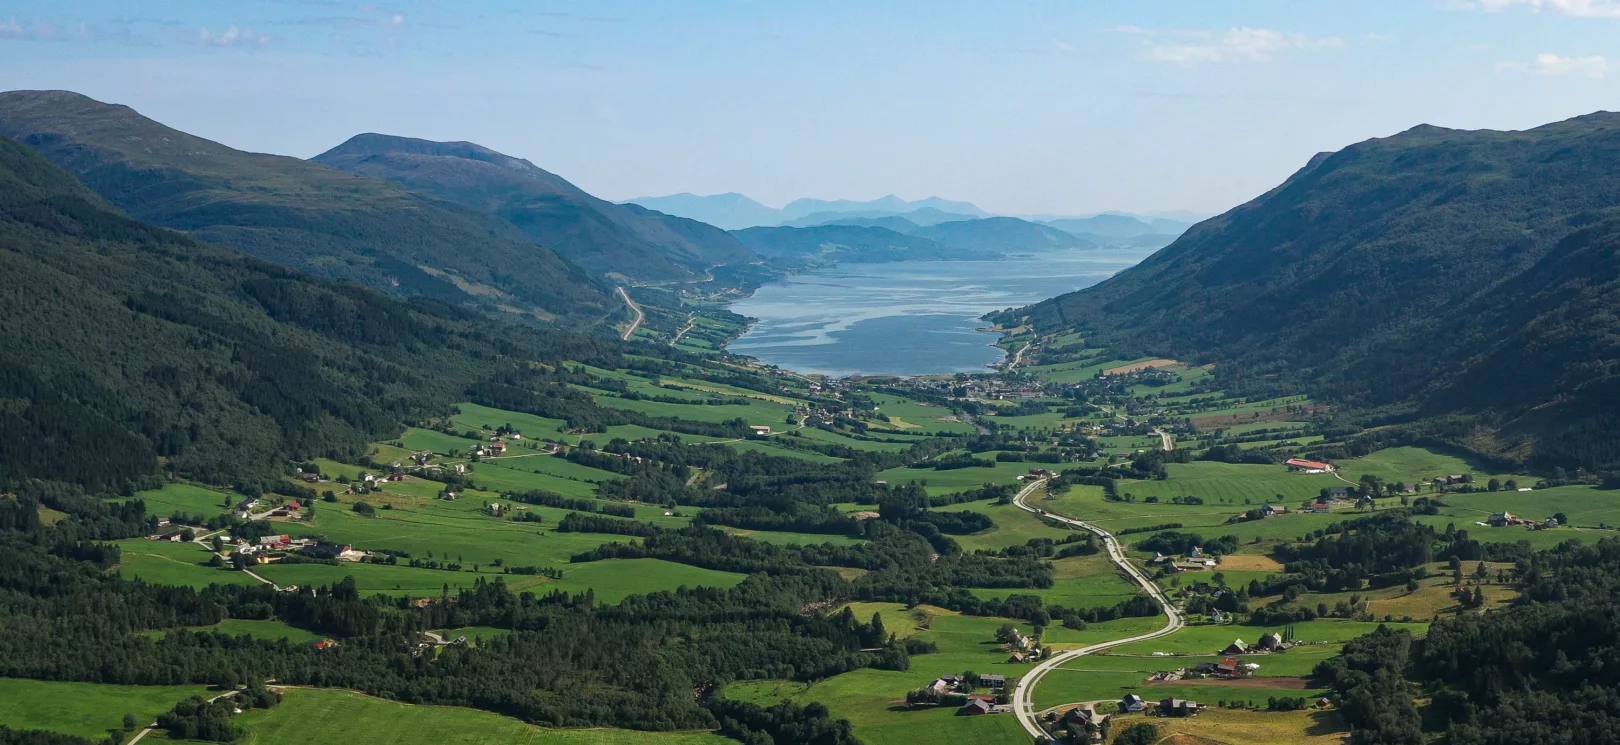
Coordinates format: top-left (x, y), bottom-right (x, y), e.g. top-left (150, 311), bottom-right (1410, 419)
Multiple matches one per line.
top-left (993, 110), bottom-right (1620, 469)
top-left (0, 90), bottom-right (613, 323)
top-left (314, 133), bottom-right (758, 284)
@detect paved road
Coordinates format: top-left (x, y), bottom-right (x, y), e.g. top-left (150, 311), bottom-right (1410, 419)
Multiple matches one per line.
top-left (670, 313), bottom-right (696, 346)
top-left (616, 287), bottom-right (644, 341)
top-left (1010, 479), bottom-right (1183, 739)
top-left (1005, 342), bottom-right (1032, 370)
top-left (1150, 428), bottom-right (1174, 452)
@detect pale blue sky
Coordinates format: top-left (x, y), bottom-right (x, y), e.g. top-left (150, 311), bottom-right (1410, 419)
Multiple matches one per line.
top-left (1, 1), bottom-right (1616, 215)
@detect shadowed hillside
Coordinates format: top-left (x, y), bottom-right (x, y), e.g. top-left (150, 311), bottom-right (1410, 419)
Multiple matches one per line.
top-left (0, 90), bottom-right (610, 323)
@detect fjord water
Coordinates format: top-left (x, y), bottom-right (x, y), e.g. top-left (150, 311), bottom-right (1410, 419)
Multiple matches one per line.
top-left (725, 248), bottom-right (1151, 377)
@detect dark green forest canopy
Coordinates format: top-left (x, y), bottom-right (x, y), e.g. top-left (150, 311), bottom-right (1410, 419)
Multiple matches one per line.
top-left (0, 134), bottom-right (633, 490)
top-left (0, 90), bottom-right (612, 321)
top-left (995, 113), bottom-right (1620, 471)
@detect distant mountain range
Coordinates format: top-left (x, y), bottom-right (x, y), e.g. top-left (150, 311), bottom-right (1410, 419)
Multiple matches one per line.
top-left (993, 112), bottom-right (1620, 471)
top-left (625, 191), bottom-right (1196, 247)
top-left (313, 134), bottom-right (756, 284)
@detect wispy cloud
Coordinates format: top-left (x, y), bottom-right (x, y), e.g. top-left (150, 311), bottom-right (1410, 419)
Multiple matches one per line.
top-left (1450, 0), bottom-right (1620, 17)
top-left (1498, 52), bottom-right (1610, 76)
top-left (1116, 27), bottom-right (1345, 64)
top-left (195, 25), bottom-right (270, 48)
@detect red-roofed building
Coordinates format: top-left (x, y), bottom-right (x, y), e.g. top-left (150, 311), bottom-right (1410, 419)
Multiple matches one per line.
top-left (1285, 458), bottom-right (1336, 474)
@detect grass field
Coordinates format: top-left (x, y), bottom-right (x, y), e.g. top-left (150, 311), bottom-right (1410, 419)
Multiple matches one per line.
top-left (202, 688), bottom-right (732, 745)
top-left (969, 553), bottom-right (1142, 609)
top-left (1112, 707), bottom-right (1348, 745)
top-left (143, 618), bottom-right (323, 644)
top-left (0, 678), bottom-right (209, 740)
top-left (114, 539), bottom-right (264, 589)
top-left (1105, 620), bottom-right (1427, 657)
top-left (876, 459), bottom-right (1040, 495)
top-left (125, 483), bottom-right (236, 519)
top-left (722, 604), bottom-right (1114, 745)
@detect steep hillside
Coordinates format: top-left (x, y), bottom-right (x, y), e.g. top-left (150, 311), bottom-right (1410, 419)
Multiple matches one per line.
top-left (623, 192), bottom-right (780, 230)
top-left (315, 134), bottom-right (757, 283)
top-left (912, 216), bottom-right (1089, 252)
top-left (0, 90), bottom-right (609, 323)
top-left (997, 112), bottom-right (1620, 469)
top-left (731, 224), bottom-right (994, 269)
top-left (0, 134), bottom-right (623, 490)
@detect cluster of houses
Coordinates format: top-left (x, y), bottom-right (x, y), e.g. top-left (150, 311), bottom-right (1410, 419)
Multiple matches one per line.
top-left (1040, 695), bottom-right (1202, 740)
top-left (1219, 632), bottom-right (1287, 655)
top-left (236, 534), bottom-right (367, 563)
top-left (1483, 512), bottom-right (1560, 529)
top-left (1006, 629), bottom-right (1047, 663)
top-left (930, 674), bottom-right (1013, 716)
top-left (1148, 546), bottom-right (1218, 573)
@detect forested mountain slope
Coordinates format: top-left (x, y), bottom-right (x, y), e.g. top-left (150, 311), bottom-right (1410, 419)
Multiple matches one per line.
top-left (0, 90), bottom-right (610, 322)
top-left (995, 112), bottom-right (1620, 470)
top-left (314, 134), bottom-right (758, 283)
top-left (0, 135), bottom-right (622, 490)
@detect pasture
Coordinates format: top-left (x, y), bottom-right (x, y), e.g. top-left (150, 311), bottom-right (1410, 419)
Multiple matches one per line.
top-left (0, 678), bottom-right (209, 740)
top-left (218, 688), bottom-right (732, 745)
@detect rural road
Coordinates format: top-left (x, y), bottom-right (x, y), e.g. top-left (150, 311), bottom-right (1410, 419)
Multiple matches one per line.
top-left (1150, 428), bottom-right (1174, 452)
top-left (1010, 478), bottom-right (1183, 739)
top-left (616, 287), bottom-right (644, 341)
top-left (670, 313), bottom-right (696, 346)
top-left (1005, 342), bottom-right (1032, 370)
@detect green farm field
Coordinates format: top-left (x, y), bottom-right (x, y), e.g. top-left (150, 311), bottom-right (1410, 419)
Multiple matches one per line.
top-left (114, 539), bottom-right (263, 589)
top-left (206, 687), bottom-right (732, 745)
top-left (0, 678), bottom-right (209, 740)
top-left (142, 618), bottom-right (324, 644)
top-left (876, 459), bottom-right (1039, 495)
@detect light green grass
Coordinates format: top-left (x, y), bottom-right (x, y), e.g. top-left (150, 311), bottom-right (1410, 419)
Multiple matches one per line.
top-left (125, 483), bottom-right (236, 519)
top-left (0, 678), bottom-right (210, 740)
top-left (143, 619), bottom-right (323, 644)
top-left (876, 460), bottom-right (1041, 495)
top-left (114, 539), bottom-right (263, 589)
top-left (217, 687), bottom-right (731, 745)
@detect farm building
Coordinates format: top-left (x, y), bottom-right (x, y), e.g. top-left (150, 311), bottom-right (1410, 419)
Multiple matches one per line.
top-left (960, 699), bottom-right (993, 716)
top-left (750, 425), bottom-right (773, 435)
top-left (1285, 458), bottom-right (1336, 473)
top-left (1159, 698), bottom-right (1200, 717)
top-left (1120, 694), bottom-right (1146, 713)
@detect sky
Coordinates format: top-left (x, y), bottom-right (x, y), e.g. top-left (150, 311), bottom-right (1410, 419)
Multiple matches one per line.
top-left (0, 1), bottom-right (1616, 217)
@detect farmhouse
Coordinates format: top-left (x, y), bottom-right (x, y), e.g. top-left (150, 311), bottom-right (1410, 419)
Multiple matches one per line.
top-left (980, 674), bottom-right (1007, 688)
top-left (1120, 694), bottom-right (1146, 713)
top-left (750, 425), bottom-right (773, 435)
top-left (1221, 639), bottom-right (1247, 655)
top-left (1257, 632), bottom-right (1284, 650)
top-left (960, 699), bottom-right (993, 716)
top-left (1285, 458), bottom-right (1336, 473)
top-left (1159, 698), bottom-right (1200, 717)
top-left (488, 441), bottom-right (508, 454)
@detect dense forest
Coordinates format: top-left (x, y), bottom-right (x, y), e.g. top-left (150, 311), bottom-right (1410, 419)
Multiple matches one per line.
top-left (993, 113), bottom-right (1620, 472)
top-left (1316, 536), bottom-right (1620, 745)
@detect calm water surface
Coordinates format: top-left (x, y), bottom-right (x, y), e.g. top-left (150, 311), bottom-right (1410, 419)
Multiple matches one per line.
top-left (725, 248), bottom-right (1150, 377)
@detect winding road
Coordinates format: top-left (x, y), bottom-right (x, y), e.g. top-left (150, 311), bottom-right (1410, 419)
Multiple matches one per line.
top-left (616, 286), bottom-right (644, 341)
top-left (1010, 478), bottom-right (1183, 739)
